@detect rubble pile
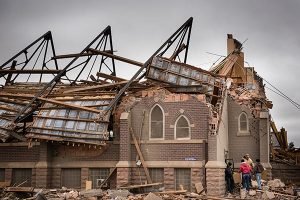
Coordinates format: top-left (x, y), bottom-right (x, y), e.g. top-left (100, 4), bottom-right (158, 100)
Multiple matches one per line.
top-left (1, 178), bottom-right (299, 200)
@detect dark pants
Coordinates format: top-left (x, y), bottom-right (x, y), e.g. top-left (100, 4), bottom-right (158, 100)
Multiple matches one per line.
top-left (226, 176), bottom-right (234, 193)
top-left (242, 173), bottom-right (251, 191)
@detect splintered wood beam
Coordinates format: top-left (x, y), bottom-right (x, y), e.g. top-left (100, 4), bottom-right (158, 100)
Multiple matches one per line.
top-left (0, 93), bottom-right (34, 99)
top-left (0, 69), bottom-right (62, 74)
top-left (37, 97), bottom-right (103, 114)
top-left (99, 167), bottom-right (117, 188)
top-left (96, 72), bottom-right (127, 82)
top-left (129, 127), bottom-right (152, 184)
top-left (63, 80), bottom-right (130, 94)
top-left (0, 105), bottom-right (20, 113)
top-left (88, 48), bottom-right (144, 67)
top-left (0, 97), bottom-right (29, 106)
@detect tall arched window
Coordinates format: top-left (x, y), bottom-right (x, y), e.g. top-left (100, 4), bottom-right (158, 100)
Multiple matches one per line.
top-left (175, 115), bottom-right (190, 139)
top-left (150, 105), bottom-right (164, 139)
top-left (238, 112), bottom-right (249, 135)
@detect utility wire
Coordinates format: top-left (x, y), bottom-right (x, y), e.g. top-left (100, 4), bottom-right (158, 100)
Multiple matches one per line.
top-left (263, 78), bottom-right (300, 109)
top-left (265, 86), bottom-right (300, 110)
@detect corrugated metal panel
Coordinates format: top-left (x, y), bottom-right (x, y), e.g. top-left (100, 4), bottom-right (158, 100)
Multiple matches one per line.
top-left (27, 96), bottom-right (115, 145)
top-left (146, 57), bottom-right (222, 96)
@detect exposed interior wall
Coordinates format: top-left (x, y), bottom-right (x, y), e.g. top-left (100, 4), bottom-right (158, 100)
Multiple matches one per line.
top-left (216, 92), bottom-right (229, 162)
top-left (227, 97), bottom-right (260, 165)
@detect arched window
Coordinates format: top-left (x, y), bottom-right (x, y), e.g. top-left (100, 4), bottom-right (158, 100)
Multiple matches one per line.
top-left (175, 115), bottom-right (190, 139)
top-left (150, 105), bottom-right (164, 139)
top-left (238, 112), bottom-right (249, 135)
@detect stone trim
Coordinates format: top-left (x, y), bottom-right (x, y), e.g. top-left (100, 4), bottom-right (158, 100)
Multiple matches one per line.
top-left (205, 161), bottom-right (226, 168)
top-left (0, 162), bottom-right (41, 168)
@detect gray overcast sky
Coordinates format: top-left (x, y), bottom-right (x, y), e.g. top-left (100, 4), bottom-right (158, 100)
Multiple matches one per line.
top-left (0, 0), bottom-right (299, 146)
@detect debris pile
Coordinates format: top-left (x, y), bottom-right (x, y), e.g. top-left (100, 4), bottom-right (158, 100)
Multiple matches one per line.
top-left (1, 178), bottom-right (299, 200)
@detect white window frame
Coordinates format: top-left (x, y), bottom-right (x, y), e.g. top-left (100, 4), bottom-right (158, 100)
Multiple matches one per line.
top-left (149, 104), bottom-right (165, 140)
top-left (175, 115), bottom-right (191, 140)
top-left (237, 112), bottom-right (250, 136)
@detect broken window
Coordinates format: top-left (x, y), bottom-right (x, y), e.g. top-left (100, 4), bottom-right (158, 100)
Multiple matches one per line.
top-left (68, 110), bottom-right (78, 118)
top-left (149, 168), bottom-right (164, 185)
top-left (34, 119), bottom-right (44, 127)
top-left (76, 122), bottom-right (86, 130)
top-left (61, 168), bottom-right (81, 189)
top-left (65, 121), bottom-right (76, 130)
top-left (57, 109), bottom-right (67, 117)
top-left (88, 122), bottom-right (97, 131)
top-left (53, 120), bottom-right (64, 128)
top-left (0, 169), bottom-right (4, 182)
top-left (79, 111), bottom-right (90, 119)
top-left (175, 168), bottom-right (191, 191)
top-left (175, 116), bottom-right (190, 139)
top-left (178, 77), bottom-right (189, 85)
top-left (238, 112), bottom-right (249, 135)
top-left (12, 168), bottom-right (32, 187)
top-left (150, 105), bottom-right (164, 139)
top-left (45, 119), bottom-right (53, 127)
top-left (88, 168), bottom-right (110, 189)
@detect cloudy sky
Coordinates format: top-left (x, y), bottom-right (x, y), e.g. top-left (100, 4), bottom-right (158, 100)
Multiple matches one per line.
top-left (0, 0), bottom-right (299, 146)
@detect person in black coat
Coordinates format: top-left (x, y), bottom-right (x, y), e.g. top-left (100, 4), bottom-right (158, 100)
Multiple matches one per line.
top-left (225, 162), bottom-right (234, 194)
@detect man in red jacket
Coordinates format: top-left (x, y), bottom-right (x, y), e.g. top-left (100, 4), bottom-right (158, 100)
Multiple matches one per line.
top-left (239, 159), bottom-right (252, 191)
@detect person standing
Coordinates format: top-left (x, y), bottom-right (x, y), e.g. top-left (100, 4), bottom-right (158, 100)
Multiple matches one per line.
top-left (225, 162), bottom-right (234, 194)
top-left (239, 159), bottom-right (252, 191)
top-left (253, 159), bottom-right (264, 190)
top-left (243, 154), bottom-right (253, 187)
top-left (243, 154), bottom-right (253, 169)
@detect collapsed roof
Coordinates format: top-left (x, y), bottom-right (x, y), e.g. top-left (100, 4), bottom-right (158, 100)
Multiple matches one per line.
top-left (0, 17), bottom-right (274, 147)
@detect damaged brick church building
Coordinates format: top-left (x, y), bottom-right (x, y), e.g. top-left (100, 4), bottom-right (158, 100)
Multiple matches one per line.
top-left (0, 18), bottom-right (294, 196)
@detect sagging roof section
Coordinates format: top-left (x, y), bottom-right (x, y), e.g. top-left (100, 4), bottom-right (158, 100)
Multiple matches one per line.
top-left (0, 26), bottom-right (117, 145)
top-left (0, 18), bottom-right (278, 149)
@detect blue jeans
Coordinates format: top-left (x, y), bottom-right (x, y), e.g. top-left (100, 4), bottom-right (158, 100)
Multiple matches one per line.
top-left (242, 173), bottom-right (251, 191)
top-left (256, 173), bottom-right (262, 189)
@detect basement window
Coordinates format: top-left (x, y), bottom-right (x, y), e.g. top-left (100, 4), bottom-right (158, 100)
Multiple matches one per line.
top-left (61, 168), bottom-right (81, 189)
top-left (0, 169), bottom-right (4, 182)
top-left (238, 112), bottom-right (250, 136)
top-left (88, 168), bottom-right (110, 189)
top-left (149, 168), bottom-right (164, 185)
top-left (150, 105), bottom-right (164, 139)
top-left (12, 168), bottom-right (32, 187)
top-left (175, 115), bottom-right (190, 139)
top-left (175, 168), bottom-right (191, 191)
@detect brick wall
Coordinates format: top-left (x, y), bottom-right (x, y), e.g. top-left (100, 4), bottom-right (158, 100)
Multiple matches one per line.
top-left (50, 143), bottom-right (119, 162)
top-left (50, 168), bottom-right (61, 188)
top-left (228, 97), bottom-right (260, 163)
top-left (130, 97), bottom-right (209, 141)
top-left (127, 95), bottom-right (208, 163)
top-left (0, 146), bottom-right (40, 162)
top-left (130, 143), bottom-right (203, 161)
